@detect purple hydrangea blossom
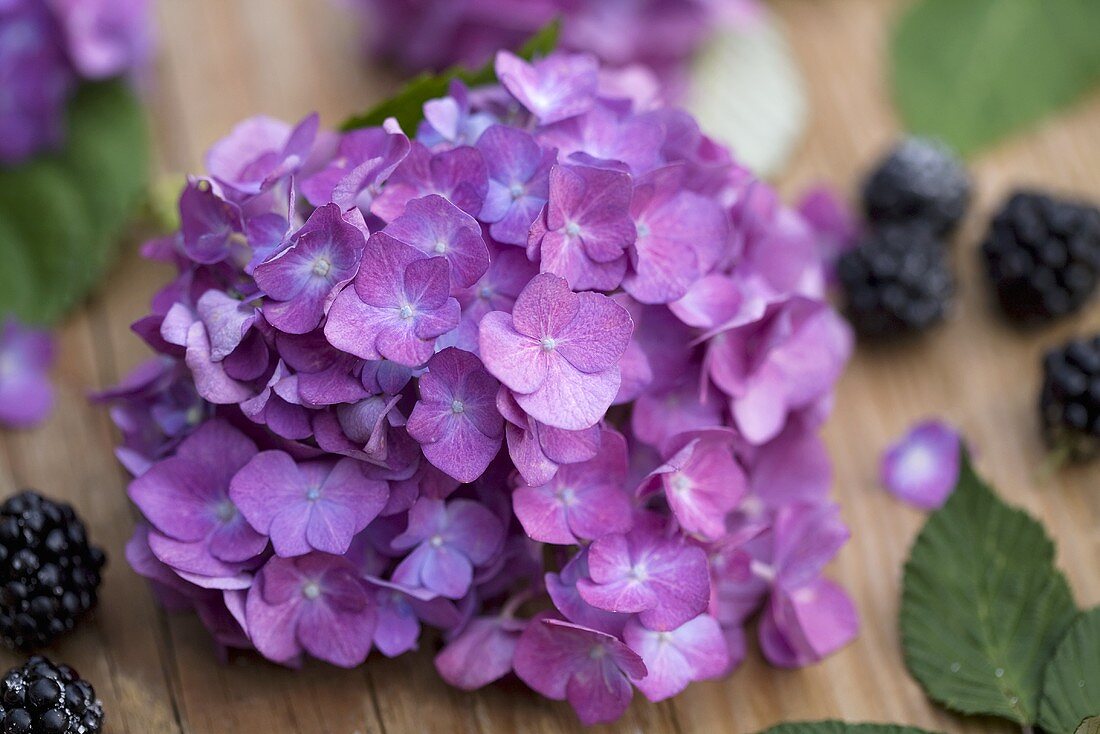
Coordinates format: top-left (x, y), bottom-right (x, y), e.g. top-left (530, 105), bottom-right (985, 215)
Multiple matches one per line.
top-left (254, 204), bottom-right (367, 335)
top-left (103, 47), bottom-right (856, 723)
top-left (390, 497), bottom-right (504, 598)
top-left (495, 50), bottom-right (598, 125)
top-left (246, 553), bottom-right (377, 667)
top-left (528, 163), bottom-right (635, 291)
top-left (476, 124), bottom-right (555, 246)
top-left (880, 419), bottom-right (961, 510)
top-left (513, 615), bottom-right (647, 726)
top-left (230, 452), bottom-right (389, 557)
top-left (512, 428), bottom-right (632, 544)
top-left (128, 420), bottom-right (266, 589)
top-left (406, 348), bottom-right (503, 482)
top-left (480, 273), bottom-right (631, 430)
top-left (0, 316), bottom-right (55, 428)
top-left (624, 613), bottom-right (731, 701)
top-left (578, 523), bottom-right (710, 630)
top-left (325, 233), bottom-right (460, 367)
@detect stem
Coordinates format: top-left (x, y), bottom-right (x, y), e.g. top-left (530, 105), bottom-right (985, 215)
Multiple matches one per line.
top-left (1021, 725), bottom-right (1034, 734)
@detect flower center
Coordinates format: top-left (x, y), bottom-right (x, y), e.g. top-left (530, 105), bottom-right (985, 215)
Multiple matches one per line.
top-left (670, 473), bottom-right (692, 494)
top-left (509, 183), bottom-right (525, 200)
top-left (434, 240), bottom-right (448, 254)
top-left (302, 581), bottom-right (321, 600)
top-left (628, 563), bottom-right (649, 581)
top-left (478, 285), bottom-right (494, 300)
top-left (589, 645), bottom-right (607, 660)
top-left (312, 257), bottom-right (332, 277)
top-left (635, 221), bottom-right (651, 238)
top-left (541, 337), bottom-right (557, 352)
top-left (185, 403), bottom-right (205, 426)
top-left (398, 304), bottom-right (414, 320)
top-left (750, 559), bottom-right (777, 583)
top-left (564, 221), bottom-right (581, 237)
top-left (451, 399), bottom-right (465, 414)
top-left (213, 500), bottom-right (236, 523)
top-left (430, 534), bottom-right (445, 548)
top-left (306, 485), bottom-right (322, 502)
top-left (555, 486), bottom-right (577, 506)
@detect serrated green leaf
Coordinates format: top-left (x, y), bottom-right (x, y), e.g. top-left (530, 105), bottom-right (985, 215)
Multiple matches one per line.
top-left (1077, 717), bottom-right (1100, 734)
top-left (1039, 608), bottom-right (1100, 734)
top-left (341, 19), bottom-right (561, 132)
top-left (891, 0), bottom-right (1100, 155)
top-left (900, 454), bottom-right (1078, 725)
top-left (0, 80), bottom-right (149, 324)
top-left (757, 722), bottom-right (943, 734)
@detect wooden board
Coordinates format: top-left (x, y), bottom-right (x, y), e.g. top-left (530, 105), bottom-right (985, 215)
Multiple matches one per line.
top-left (1, 0), bottom-right (1098, 731)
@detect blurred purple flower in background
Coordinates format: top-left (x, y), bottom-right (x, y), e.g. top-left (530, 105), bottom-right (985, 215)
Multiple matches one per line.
top-left (0, 0), bottom-right (152, 164)
top-left (0, 316), bottom-right (56, 427)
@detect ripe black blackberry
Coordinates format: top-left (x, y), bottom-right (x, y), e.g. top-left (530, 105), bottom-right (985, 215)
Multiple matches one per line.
top-left (0, 492), bottom-right (105, 651)
top-left (981, 190), bottom-right (1100, 324)
top-left (837, 225), bottom-right (953, 339)
top-left (862, 136), bottom-right (972, 235)
top-left (0, 656), bottom-right (103, 734)
top-left (1040, 337), bottom-right (1100, 460)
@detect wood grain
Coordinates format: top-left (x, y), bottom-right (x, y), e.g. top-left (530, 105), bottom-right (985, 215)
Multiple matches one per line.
top-left (2, 0), bottom-right (1098, 731)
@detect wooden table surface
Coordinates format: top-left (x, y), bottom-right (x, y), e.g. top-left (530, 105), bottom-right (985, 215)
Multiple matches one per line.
top-left (1, 1), bottom-right (1098, 732)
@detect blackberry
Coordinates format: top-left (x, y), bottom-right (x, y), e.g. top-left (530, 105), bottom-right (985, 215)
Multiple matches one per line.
top-left (837, 225), bottom-right (953, 339)
top-left (1040, 337), bottom-right (1100, 460)
top-left (0, 492), bottom-right (105, 650)
top-left (0, 656), bottom-right (103, 734)
top-left (981, 190), bottom-right (1100, 323)
top-left (862, 136), bottom-right (972, 234)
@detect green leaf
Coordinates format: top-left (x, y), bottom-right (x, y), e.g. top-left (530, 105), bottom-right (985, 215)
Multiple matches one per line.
top-left (1077, 717), bottom-right (1100, 734)
top-left (341, 19), bottom-right (561, 132)
top-left (891, 0), bottom-right (1100, 155)
top-left (757, 722), bottom-right (942, 734)
top-left (1039, 607), bottom-right (1100, 734)
top-left (900, 454), bottom-right (1078, 724)
top-left (0, 80), bottom-right (149, 324)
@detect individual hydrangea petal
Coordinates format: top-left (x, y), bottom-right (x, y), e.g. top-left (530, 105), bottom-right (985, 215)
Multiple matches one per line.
top-left (230, 451), bottom-right (389, 557)
top-left (578, 524), bottom-right (710, 630)
top-left (796, 185), bottom-right (859, 283)
top-left (545, 551), bottom-right (629, 636)
top-left (254, 204), bottom-right (367, 335)
top-left (434, 615), bottom-right (525, 690)
top-left (498, 387), bottom-right (603, 486)
top-left (0, 316), bottom-right (55, 428)
top-left (367, 576), bottom-right (460, 657)
top-left (512, 429), bottom-right (632, 544)
top-left (495, 51), bottom-right (598, 125)
top-left (407, 348), bottom-right (503, 482)
top-left (419, 80), bottom-right (496, 147)
top-left (206, 114), bottom-right (325, 197)
top-left (300, 124), bottom-right (410, 210)
top-left (759, 577), bottom-right (858, 668)
top-left (624, 613), bottom-right (730, 701)
top-left (324, 233), bottom-right (460, 367)
top-left (179, 180), bottom-right (247, 265)
top-left (879, 419), bottom-right (961, 510)
top-left (246, 553), bottom-right (378, 667)
top-left (528, 164), bottom-right (634, 291)
top-left (513, 616), bottom-right (646, 726)
top-left (537, 101), bottom-right (665, 175)
top-left (382, 194), bottom-right (489, 288)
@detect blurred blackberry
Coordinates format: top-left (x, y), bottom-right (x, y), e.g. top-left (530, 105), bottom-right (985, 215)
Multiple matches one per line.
top-left (1040, 337), bottom-right (1100, 460)
top-left (0, 492), bottom-right (105, 651)
top-left (862, 136), bottom-right (971, 235)
top-left (0, 655), bottom-right (103, 734)
top-left (981, 190), bottom-right (1100, 324)
top-left (837, 225), bottom-right (953, 339)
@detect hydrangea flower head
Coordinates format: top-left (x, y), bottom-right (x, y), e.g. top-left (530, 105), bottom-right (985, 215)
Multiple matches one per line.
top-left (103, 46), bottom-right (855, 724)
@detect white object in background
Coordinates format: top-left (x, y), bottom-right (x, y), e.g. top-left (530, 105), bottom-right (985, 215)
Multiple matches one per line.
top-left (687, 9), bottom-right (807, 179)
